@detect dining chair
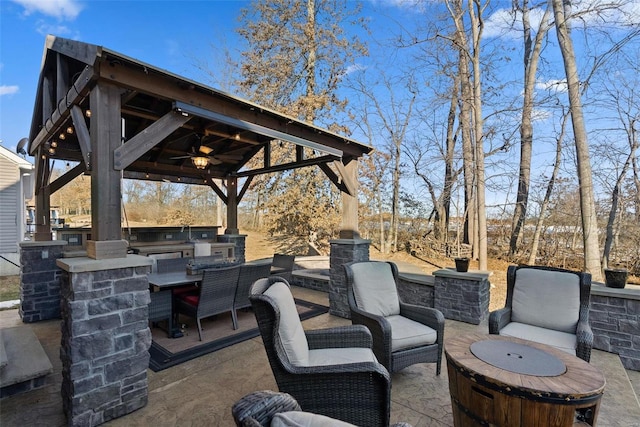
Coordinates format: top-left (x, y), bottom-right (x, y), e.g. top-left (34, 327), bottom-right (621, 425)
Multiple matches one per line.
top-left (234, 262), bottom-right (272, 314)
top-left (173, 264), bottom-right (241, 341)
top-left (270, 254), bottom-right (295, 283)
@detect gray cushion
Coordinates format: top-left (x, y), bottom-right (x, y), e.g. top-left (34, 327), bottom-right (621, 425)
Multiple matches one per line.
top-left (499, 322), bottom-right (577, 355)
top-left (350, 262), bottom-right (400, 317)
top-left (271, 411), bottom-right (356, 427)
top-left (306, 347), bottom-right (377, 367)
top-left (386, 315), bottom-right (437, 351)
top-left (264, 282), bottom-right (309, 366)
top-left (511, 268), bottom-right (580, 333)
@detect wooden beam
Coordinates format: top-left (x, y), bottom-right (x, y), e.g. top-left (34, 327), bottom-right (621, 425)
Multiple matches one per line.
top-left (206, 177), bottom-right (228, 204)
top-left (70, 105), bottom-right (92, 169)
top-left (238, 176), bottom-right (254, 204)
top-left (30, 65), bottom-right (95, 155)
top-left (113, 110), bottom-right (192, 170)
top-left (235, 155), bottom-right (339, 178)
top-left (331, 160), bottom-right (357, 196)
top-left (97, 62), bottom-right (369, 157)
top-left (318, 163), bottom-right (350, 196)
top-left (49, 162), bottom-right (86, 194)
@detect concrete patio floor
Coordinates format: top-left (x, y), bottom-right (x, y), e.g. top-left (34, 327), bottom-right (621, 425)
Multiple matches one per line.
top-left (1, 286), bottom-right (639, 426)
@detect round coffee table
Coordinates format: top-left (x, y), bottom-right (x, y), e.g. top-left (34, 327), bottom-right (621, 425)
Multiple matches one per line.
top-left (445, 333), bottom-right (605, 427)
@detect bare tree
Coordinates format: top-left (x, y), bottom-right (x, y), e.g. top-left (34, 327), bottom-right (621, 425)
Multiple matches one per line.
top-left (510, 1), bottom-right (553, 256)
top-left (550, 0), bottom-right (602, 279)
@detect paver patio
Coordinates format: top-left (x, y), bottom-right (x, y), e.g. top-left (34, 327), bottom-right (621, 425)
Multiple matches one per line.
top-left (1, 286), bottom-right (639, 426)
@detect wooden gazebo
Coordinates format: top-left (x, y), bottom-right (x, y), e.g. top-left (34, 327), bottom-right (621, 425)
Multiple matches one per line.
top-left (27, 35), bottom-right (372, 258)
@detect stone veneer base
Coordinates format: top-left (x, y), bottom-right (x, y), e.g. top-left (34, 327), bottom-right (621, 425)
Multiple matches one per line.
top-left (57, 255), bottom-right (153, 426)
top-left (433, 268), bottom-right (490, 325)
top-left (590, 282), bottom-right (640, 371)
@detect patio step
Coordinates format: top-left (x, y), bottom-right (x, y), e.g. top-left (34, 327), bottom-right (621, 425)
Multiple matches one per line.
top-left (0, 326), bottom-right (53, 399)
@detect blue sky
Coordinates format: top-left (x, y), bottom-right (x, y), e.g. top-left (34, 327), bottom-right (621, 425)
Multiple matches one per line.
top-left (0, 0), bottom-right (259, 153)
top-left (0, 0), bottom-right (424, 155)
top-left (1, 0), bottom-right (638, 173)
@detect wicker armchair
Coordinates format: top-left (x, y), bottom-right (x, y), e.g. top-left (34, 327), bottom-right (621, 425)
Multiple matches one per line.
top-left (232, 390), bottom-right (413, 427)
top-left (344, 261), bottom-right (445, 375)
top-left (489, 265), bottom-right (593, 362)
top-left (249, 277), bottom-right (392, 427)
top-left (174, 265), bottom-right (241, 341)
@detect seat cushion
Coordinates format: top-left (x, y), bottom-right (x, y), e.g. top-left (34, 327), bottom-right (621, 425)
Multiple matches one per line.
top-left (180, 294), bottom-right (199, 306)
top-left (306, 347), bottom-right (377, 367)
top-left (386, 315), bottom-right (437, 352)
top-left (264, 282), bottom-right (309, 366)
top-left (511, 268), bottom-right (580, 333)
top-left (350, 262), bottom-right (400, 317)
top-left (499, 322), bottom-right (577, 355)
top-left (272, 411), bottom-right (356, 427)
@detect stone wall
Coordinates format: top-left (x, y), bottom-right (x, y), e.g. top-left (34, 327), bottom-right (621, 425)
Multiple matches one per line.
top-left (329, 239), bottom-right (370, 318)
top-left (57, 255), bottom-right (153, 426)
top-left (19, 241), bottom-right (67, 322)
top-left (433, 269), bottom-right (490, 325)
top-left (397, 273), bottom-right (435, 308)
top-left (590, 283), bottom-right (640, 371)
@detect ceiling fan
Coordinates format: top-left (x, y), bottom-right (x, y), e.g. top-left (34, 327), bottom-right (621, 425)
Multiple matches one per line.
top-left (170, 133), bottom-right (243, 169)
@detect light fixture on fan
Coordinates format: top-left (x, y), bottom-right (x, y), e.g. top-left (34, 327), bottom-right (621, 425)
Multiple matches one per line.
top-left (192, 156), bottom-right (208, 169)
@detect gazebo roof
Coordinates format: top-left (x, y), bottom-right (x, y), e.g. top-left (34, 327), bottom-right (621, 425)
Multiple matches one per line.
top-left (27, 35), bottom-right (372, 191)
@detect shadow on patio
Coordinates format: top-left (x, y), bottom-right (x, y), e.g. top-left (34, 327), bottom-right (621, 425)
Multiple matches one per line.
top-left (1, 285), bottom-right (639, 427)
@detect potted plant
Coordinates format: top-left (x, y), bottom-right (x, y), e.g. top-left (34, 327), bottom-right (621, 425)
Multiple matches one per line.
top-left (454, 257), bottom-right (470, 273)
top-left (604, 267), bottom-right (628, 289)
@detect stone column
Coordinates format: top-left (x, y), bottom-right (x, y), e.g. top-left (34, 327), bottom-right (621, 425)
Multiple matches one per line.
top-left (329, 238), bottom-right (370, 318)
top-left (57, 255), bottom-right (153, 426)
top-left (433, 269), bottom-right (490, 325)
top-left (217, 234), bottom-right (246, 264)
top-left (19, 240), bottom-right (67, 322)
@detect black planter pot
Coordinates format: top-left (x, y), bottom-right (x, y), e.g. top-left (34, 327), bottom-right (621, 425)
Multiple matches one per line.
top-left (455, 257), bottom-right (470, 273)
top-left (604, 268), bottom-right (628, 288)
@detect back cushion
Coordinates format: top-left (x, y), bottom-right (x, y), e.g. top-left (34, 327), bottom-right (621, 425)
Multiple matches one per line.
top-left (350, 262), bottom-right (400, 317)
top-left (264, 281), bottom-right (309, 365)
top-left (511, 268), bottom-right (581, 333)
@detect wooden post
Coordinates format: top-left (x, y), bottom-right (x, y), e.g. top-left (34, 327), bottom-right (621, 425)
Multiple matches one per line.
top-left (88, 82), bottom-right (126, 258)
top-left (34, 154), bottom-right (52, 241)
top-left (339, 159), bottom-right (359, 239)
top-left (225, 176), bottom-right (239, 234)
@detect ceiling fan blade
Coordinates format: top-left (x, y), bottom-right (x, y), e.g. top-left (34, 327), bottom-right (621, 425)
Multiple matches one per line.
top-left (198, 146), bottom-right (214, 155)
top-left (170, 155), bottom-right (192, 160)
top-left (207, 157), bottom-right (223, 165)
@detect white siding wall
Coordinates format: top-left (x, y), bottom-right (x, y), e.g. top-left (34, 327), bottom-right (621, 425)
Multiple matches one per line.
top-left (0, 155), bottom-right (20, 254)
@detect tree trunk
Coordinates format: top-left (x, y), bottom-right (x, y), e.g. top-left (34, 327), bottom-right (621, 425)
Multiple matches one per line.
top-left (469, 0), bottom-right (487, 270)
top-left (510, 2), bottom-right (551, 256)
top-left (551, 0), bottom-right (602, 279)
top-left (528, 111), bottom-right (567, 265)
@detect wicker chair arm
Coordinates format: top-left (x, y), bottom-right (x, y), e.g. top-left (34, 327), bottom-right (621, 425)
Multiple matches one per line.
top-left (576, 320), bottom-right (594, 362)
top-left (488, 307), bottom-right (511, 334)
top-left (232, 390), bottom-right (302, 427)
top-left (399, 302), bottom-right (445, 333)
top-left (305, 325), bottom-right (372, 350)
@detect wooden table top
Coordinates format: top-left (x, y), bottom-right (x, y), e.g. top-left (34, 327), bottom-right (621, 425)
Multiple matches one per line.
top-left (445, 333), bottom-right (606, 400)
